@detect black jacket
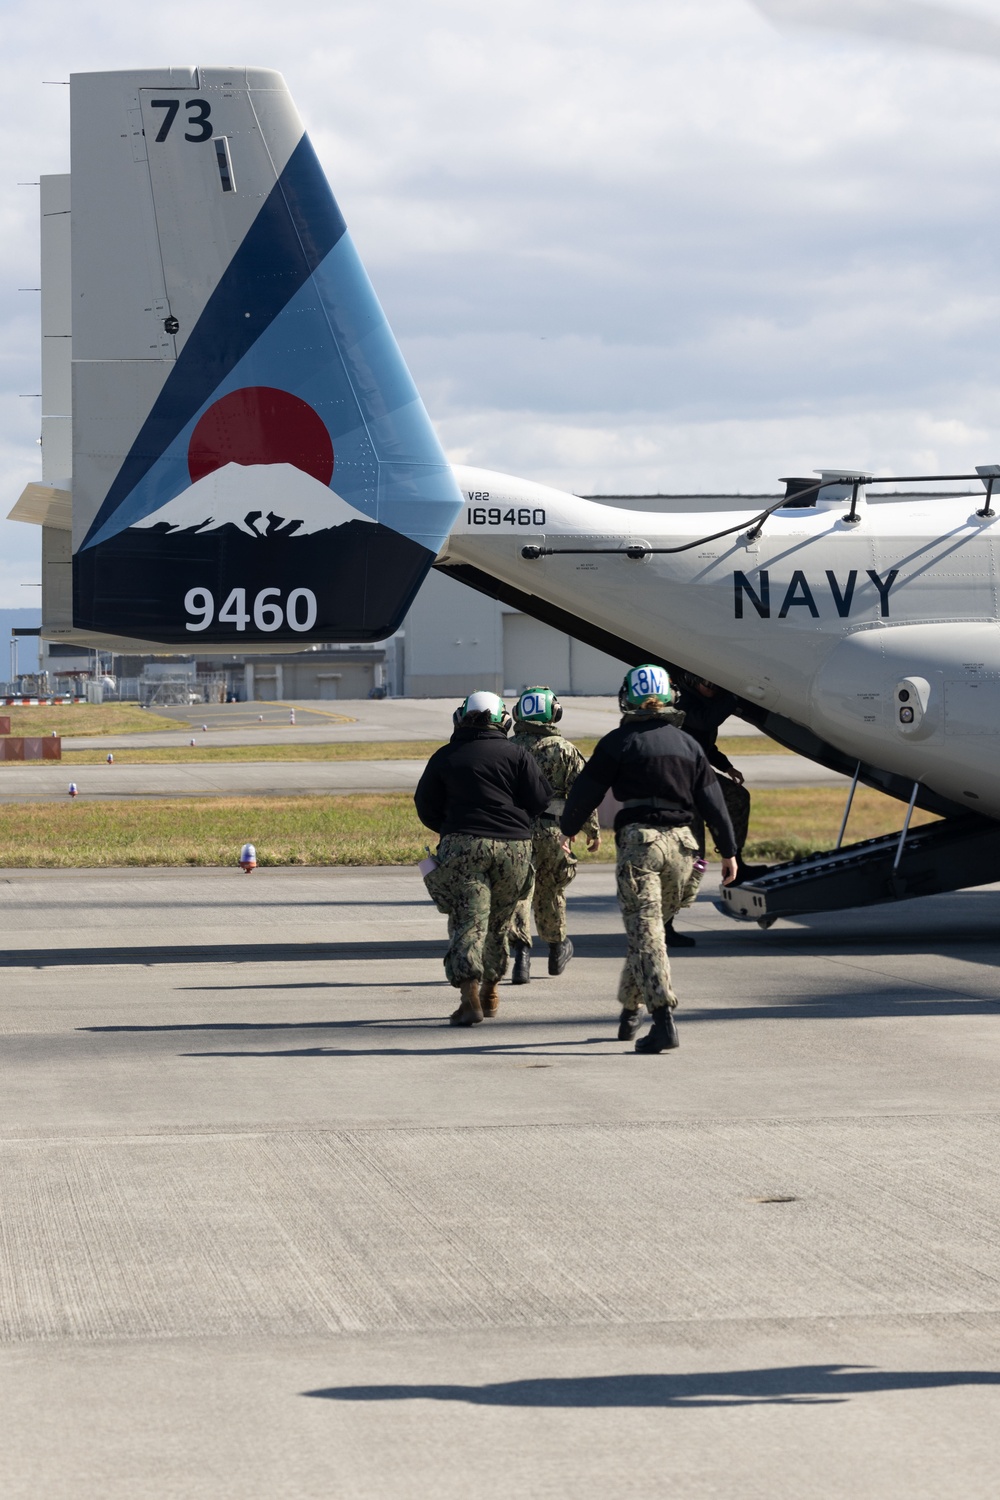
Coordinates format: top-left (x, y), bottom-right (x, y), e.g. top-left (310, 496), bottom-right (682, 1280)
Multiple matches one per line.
top-left (674, 685), bottom-right (740, 777)
top-left (559, 715), bottom-right (737, 856)
top-left (414, 726), bottom-right (552, 840)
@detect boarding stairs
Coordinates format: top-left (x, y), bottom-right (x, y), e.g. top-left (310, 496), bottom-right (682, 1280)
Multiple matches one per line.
top-left (720, 812), bottom-right (1000, 926)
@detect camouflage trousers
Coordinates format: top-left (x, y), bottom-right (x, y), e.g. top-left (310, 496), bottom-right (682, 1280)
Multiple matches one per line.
top-left (509, 823), bottom-right (577, 946)
top-left (692, 775), bottom-right (751, 858)
top-left (616, 823), bottom-right (700, 1014)
top-left (424, 834), bottom-right (533, 988)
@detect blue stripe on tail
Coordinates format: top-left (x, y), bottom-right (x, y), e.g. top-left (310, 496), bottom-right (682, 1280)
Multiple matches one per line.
top-left (82, 135), bottom-right (347, 547)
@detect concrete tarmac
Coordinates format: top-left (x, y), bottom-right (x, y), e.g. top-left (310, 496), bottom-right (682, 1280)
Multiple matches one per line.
top-left (61, 696), bottom-right (637, 750)
top-left (2, 865), bottom-right (1000, 1497)
top-left (0, 757), bottom-right (431, 801)
top-left (0, 752), bottom-right (843, 802)
top-left (60, 697), bottom-right (767, 751)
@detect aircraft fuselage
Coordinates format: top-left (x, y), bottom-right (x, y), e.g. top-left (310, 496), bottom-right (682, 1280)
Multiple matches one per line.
top-left (443, 465), bottom-right (1000, 820)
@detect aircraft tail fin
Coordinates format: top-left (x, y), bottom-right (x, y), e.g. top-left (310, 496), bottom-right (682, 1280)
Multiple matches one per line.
top-left (67, 67), bottom-right (459, 645)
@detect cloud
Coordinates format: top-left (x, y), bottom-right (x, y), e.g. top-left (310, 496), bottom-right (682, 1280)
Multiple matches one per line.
top-left (437, 401), bottom-right (996, 495)
top-left (752, 0), bottom-right (1000, 61)
top-left (1, 0), bottom-right (1000, 605)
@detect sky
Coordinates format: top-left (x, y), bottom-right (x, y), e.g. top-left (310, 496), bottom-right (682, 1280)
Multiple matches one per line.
top-left (3, 0), bottom-right (1000, 605)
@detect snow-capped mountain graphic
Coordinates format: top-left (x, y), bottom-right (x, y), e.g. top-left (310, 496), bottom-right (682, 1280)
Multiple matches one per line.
top-left (74, 458), bottom-right (433, 645)
top-left (131, 462), bottom-right (376, 537)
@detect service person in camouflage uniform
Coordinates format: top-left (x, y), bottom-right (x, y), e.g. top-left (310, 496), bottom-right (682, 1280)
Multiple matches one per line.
top-left (414, 691), bottom-right (552, 1027)
top-left (507, 687), bottom-right (600, 984)
top-left (560, 664), bottom-right (737, 1054)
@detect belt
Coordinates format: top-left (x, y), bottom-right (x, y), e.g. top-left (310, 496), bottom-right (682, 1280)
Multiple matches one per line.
top-left (536, 796), bottom-right (566, 825)
top-left (621, 797), bottom-right (685, 814)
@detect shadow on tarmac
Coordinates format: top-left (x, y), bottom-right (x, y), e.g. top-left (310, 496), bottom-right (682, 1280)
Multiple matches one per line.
top-left (82, 1016), bottom-right (452, 1033)
top-left (7, 921), bottom-right (1000, 970)
top-left (80, 980), bottom-right (1000, 1043)
top-left (167, 1018), bottom-right (626, 1057)
top-left (682, 996), bottom-right (1000, 1020)
top-left (177, 1046), bottom-right (614, 1058)
top-left (302, 1364), bottom-right (1000, 1408)
top-left (8, 899), bottom-right (435, 912)
top-left (1, 939), bottom-right (453, 969)
top-left (173, 980), bottom-right (447, 992)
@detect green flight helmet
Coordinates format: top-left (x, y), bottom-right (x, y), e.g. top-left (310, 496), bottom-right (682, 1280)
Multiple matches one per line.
top-left (514, 686), bottom-right (563, 724)
top-left (619, 664), bottom-right (674, 713)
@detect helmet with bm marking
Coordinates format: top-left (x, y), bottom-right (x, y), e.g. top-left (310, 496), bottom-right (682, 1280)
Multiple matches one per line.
top-left (619, 663), bottom-right (674, 714)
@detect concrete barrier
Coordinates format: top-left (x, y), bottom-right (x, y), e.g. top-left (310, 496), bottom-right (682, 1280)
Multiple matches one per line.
top-left (0, 736), bottom-right (61, 760)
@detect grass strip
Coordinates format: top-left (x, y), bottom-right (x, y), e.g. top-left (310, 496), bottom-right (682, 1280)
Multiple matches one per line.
top-left (35, 733), bottom-right (788, 766)
top-left (0, 795), bottom-right (419, 868)
top-left (534, 735), bottom-right (789, 759)
top-left (716, 735), bottom-right (789, 757)
top-left (0, 786), bottom-right (938, 868)
top-left (57, 740), bottom-right (448, 765)
top-left (742, 787), bottom-right (938, 861)
top-left (3, 705), bottom-right (182, 736)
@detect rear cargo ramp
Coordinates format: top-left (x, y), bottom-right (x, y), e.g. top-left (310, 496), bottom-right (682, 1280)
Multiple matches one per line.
top-left (721, 814), bottom-right (1000, 924)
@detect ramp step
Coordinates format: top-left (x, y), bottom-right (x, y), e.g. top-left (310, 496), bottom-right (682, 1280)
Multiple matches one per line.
top-left (722, 814), bottom-right (1000, 921)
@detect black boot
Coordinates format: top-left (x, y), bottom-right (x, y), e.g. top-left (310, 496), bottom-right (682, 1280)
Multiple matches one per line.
top-left (511, 942), bottom-right (531, 985)
top-left (635, 1006), bottom-right (679, 1054)
top-left (617, 1008), bottom-right (641, 1041)
top-left (665, 921), bottom-right (695, 948)
top-left (548, 938), bottom-right (573, 975)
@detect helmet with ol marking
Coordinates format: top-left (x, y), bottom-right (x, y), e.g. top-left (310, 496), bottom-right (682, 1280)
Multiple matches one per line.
top-left (514, 686), bottom-right (562, 724)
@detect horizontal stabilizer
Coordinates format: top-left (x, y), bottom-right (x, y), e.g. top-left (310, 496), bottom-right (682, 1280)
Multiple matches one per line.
top-left (9, 484), bottom-right (72, 531)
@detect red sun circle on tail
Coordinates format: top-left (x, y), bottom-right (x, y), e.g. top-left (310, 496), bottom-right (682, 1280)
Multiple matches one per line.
top-left (187, 387), bottom-right (334, 485)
